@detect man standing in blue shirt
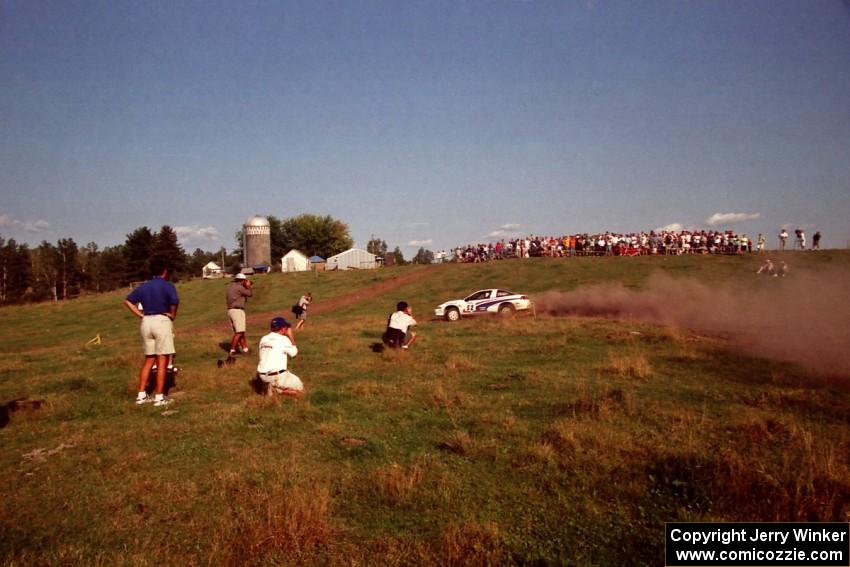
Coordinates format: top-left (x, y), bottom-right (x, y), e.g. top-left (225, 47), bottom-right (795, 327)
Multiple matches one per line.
top-left (123, 261), bottom-right (179, 406)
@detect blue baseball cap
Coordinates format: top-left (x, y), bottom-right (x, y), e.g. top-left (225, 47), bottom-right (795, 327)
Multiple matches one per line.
top-left (270, 316), bottom-right (291, 330)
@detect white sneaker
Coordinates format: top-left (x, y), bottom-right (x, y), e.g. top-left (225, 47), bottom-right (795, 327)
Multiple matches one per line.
top-left (153, 396), bottom-right (172, 407)
top-left (135, 394), bottom-right (151, 405)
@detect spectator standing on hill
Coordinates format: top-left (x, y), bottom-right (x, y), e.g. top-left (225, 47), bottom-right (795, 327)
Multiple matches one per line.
top-left (813, 231), bottom-right (822, 250)
top-left (256, 317), bottom-right (303, 396)
top-left (757, 233), bottom-right (765, 253)
top-left (123, 261), bottom-right (179, 407)
top-left (779, 229), bottom-right (789, 250)
top-left (226, 273), bottom-right (253, 356)
top-left (292, 292), bottom-right (312, 330)
top-left (383, 301), bottom-right (418, 350)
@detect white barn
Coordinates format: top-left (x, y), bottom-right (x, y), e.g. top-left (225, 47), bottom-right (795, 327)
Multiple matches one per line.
top-left (281, 249), bottom-right (310, 272)
top-left (202, 262), bottom-right (223, 279)
top-left (326, 248), bottom-right (377, 270)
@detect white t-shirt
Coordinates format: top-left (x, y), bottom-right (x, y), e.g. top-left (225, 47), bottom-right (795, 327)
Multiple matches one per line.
top-left (257, 332), bottom-right (298, 374)
top-left (388, 311), bottom-right (416, 334)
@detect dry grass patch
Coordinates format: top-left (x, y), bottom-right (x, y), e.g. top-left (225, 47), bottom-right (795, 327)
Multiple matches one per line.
top-left (374, 461), bottom-right (425, 504)
top-left (443, 354), bottom-right (478, 372)
top-left (560, 387), bottom-right (633, 419)
top-left (429, 383), bottom-right (467, 409)
top-left (349, 380), bottom-right (381, 398)
top-left (606, 351), bottom-right (653, 379)
top-left (211, 480), bottom-right (335, 565)
top-left (648, 422), bottom-right (850, 521)
top-left (515, 441), bottom-right (559, 468)
top-left (439, 430), bottom-right (476, 455)
top-left (314, 422), bottom-right (340, 437)
top-left (439, 521), bottom-right (503, 567)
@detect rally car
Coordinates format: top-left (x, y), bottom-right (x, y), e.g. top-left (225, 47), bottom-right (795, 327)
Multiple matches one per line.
top-left (434, 289), bottom-right (532, 321)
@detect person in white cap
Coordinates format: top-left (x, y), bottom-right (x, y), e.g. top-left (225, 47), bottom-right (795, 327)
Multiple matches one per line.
top-left (226, 273), bottom-right (253, 356)
top-left (256, 316), bottom-right (304, 396)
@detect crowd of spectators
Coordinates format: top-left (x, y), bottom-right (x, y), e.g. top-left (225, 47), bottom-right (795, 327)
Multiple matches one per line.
top-left (450, 230), bottom-right (761, 263)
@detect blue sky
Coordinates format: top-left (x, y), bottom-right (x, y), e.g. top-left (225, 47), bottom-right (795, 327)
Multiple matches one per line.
top-left (2, 0), bottom-right (849, 253)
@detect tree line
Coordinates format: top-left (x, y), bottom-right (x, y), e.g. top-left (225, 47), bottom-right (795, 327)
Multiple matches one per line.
top-left (0, 213), bottom-right (435, 306)
top-left (0, 225), bottom-right (219, 305)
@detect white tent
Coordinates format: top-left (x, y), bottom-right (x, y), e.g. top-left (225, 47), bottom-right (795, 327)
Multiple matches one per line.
top-left (202, 262), bottom-right (223, 279)
top-left (326, 248), bottom-right (377, 270)
top-left (281, 249), bottom-right (310, 272)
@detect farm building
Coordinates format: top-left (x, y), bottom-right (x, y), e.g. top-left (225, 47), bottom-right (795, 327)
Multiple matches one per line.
top-left (309, 255), bottom-right (326, 271)
top-left (202, 262), bottom-right (223, 279)
top-left (326, 248), bottom-right (377, 270)
top-left (281, 249), bottom-right (310, 272)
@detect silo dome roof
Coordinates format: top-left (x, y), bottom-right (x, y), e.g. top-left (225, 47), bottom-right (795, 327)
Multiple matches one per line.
top-left (245, 215), bottom-right (270, 227)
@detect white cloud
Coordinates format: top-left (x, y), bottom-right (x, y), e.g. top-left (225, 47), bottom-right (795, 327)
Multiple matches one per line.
top-left (175, 225), bottom-right (221, 245)
top-left (782, 222), bottom-right (813, 231)
top-left (656, 223), bottom-right (684, 232)
top-left (487, 223), bottom-right (522, 238)
top-left (0, 212), bottom-right (50, 233)
top-left (705, 212), bottom-right (760, 226)
top-left (407, 239), bottom-right (433, 247)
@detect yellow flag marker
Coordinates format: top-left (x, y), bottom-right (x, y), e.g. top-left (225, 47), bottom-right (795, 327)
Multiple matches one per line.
top-left (86, 334), bottom-right (102, 346)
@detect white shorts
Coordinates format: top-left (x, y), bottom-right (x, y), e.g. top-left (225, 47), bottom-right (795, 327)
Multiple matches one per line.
top-left (228, 309), bottom-right (246, 333)
top-left (140, 315), bottom-right (175, 356)
top-left (260, 370), bottom-right (304, 392)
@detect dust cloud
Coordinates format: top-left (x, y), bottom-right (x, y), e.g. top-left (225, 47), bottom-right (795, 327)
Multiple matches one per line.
top-left (535, 270), bottom-right (850, 376)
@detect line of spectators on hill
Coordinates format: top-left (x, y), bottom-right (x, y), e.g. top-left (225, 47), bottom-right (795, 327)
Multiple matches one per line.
top-left (451, 230), bottom-right (762, 263)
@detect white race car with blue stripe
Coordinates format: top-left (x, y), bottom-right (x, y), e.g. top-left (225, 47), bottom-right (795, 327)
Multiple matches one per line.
top-left (435, 289), bottom-right (531, 321)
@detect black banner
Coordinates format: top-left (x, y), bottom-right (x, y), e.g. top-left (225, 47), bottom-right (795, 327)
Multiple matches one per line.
top-left (666, 523), bottom-right (849, 566)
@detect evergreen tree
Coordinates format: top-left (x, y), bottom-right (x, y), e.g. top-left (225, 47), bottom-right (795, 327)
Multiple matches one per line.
top-left (0, 237), bottom-right (31, 304)
top-left (98, 245), bottom-right (127, 291)
top-left (124, 227), bottom-right (155, 282)
top-left (151, 225), bottom-right (187, 278)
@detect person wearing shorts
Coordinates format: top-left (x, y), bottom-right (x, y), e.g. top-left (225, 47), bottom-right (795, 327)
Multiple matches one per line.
top-left (256, 317), bottom-right (303, 396)
top-left (226, 273), bottom-right (253, 355)
top-left (293, 292), bottom-right (312, 330)
top-left (124, 261), bottom-right (179, 406)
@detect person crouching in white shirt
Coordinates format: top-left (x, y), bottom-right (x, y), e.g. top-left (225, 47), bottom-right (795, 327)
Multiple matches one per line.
top-left (256, 316), bottom-right (303, 397)
top-left (383, 301), bottom-right (418, 350)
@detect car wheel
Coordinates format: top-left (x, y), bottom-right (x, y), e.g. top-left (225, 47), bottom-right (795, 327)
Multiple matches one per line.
top-left (445, 307), bottom-right (460, 322)
top-left (498, 303), bottom-right (516, 317)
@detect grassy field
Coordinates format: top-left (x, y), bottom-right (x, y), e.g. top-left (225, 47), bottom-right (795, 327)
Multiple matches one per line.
top-left (1, 251), bottom-right (849, 565)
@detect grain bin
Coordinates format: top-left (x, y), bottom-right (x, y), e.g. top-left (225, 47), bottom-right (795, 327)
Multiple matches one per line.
top-left (243, 215), bottom-right (271, 269)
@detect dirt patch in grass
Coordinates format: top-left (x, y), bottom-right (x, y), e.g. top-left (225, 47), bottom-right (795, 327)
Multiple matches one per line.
top-left (244, 266), bottom-right (439, 328)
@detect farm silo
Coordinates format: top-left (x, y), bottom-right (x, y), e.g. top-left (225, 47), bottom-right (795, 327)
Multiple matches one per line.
top-left (243, 215), bottom-right (271, 269)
